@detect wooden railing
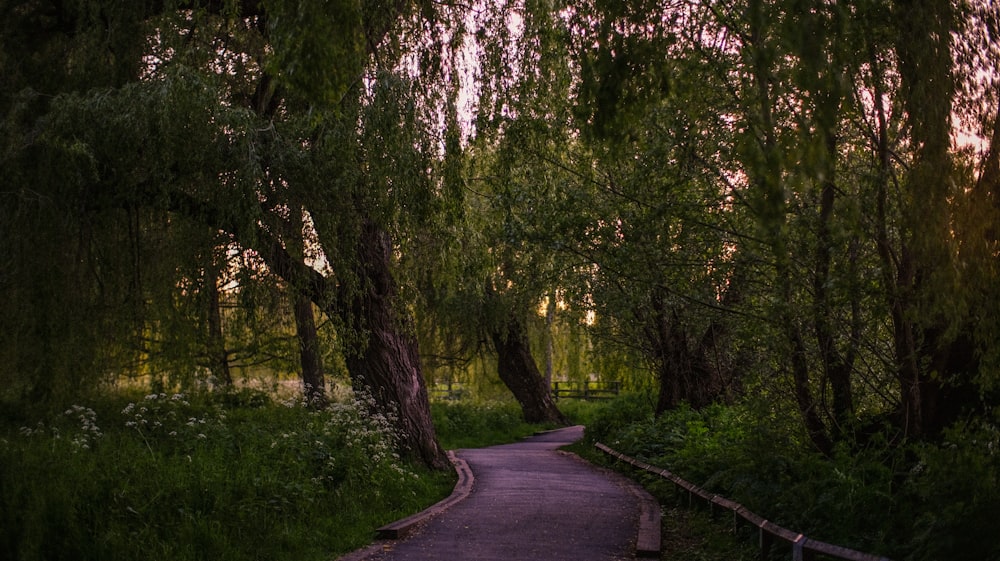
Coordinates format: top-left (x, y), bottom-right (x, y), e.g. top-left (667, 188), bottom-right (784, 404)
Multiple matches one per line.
top-left (551, 381), bottom-right (621, 400)
top-left (596, 443), bottom-right (892, 561)
top-left (429, 382), bottom-right (467, 401)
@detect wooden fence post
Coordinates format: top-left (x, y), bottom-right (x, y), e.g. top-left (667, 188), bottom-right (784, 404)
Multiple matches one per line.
top-left (760, 527), bottom-right (774, 560)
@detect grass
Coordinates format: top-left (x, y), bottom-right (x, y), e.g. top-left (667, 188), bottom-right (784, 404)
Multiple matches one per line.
top-left (430, 400), bottom-right (560, 449)
top-left (0, 388), bottom-right (456, 561)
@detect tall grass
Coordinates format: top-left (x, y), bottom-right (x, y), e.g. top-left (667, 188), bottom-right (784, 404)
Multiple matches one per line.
top-left (0, 389), bottom-right (454, 561)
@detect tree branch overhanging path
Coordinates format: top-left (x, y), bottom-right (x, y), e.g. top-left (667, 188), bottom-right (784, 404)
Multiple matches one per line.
top-left (4, 0), bottom-right (1000, 537)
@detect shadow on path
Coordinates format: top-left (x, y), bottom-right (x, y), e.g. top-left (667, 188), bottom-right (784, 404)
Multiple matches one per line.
top-left (342, 425), bottom-right (655, 561)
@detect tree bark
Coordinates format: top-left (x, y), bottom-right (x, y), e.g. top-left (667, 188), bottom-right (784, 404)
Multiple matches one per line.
top-left (647, 286), bottom-right (733, 415)
top-left (341, 220), bottom-right (449, 469)
top-left (206, 257), bottom-right (233, 386)
top-left (293, 294), bottom-right (327, 407)
top-left (490, 314), bottom-right (568, 425)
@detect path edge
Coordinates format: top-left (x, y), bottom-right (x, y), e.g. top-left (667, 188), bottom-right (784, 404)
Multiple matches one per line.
top-left (561, 450), bottom-right (662, 558)
top-left (334, 450), bottom-right (475, 561)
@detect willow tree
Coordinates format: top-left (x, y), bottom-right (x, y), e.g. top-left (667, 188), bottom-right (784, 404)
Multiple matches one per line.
top-left (400, 1), bottom-right (580, 425)
top-left (559, 0), bottom-right (751, 414)
top-left (0, 0), bottom-right (452, 468)
top-left (540, 0), bottom-right (1000, 451)
top-left (692, 0), bottom-right (999, 444)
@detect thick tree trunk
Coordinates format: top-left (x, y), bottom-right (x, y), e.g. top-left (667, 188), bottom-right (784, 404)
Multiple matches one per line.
top-left (648, 284), bottom-right (737, 415)
top-left (340, 220), bottom-right (449, 469)
top-left (293, 294), bottom-right (327, 407)
top-left (650, 295), bottom-right (688, 414)
top-left (491, 317), bottom-right (568, 425)
top-left (888, 0), bottom-right (974, 438)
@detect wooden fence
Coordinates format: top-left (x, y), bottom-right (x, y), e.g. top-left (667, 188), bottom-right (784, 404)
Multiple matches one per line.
top-left (429, 381), bottom-right (622, 401)
top-left (551, 381), bottom-right (621, 400)
top-left (428, 382), bottom-right (468, 401)
top-left (595, 443), bottom-right (892, 561)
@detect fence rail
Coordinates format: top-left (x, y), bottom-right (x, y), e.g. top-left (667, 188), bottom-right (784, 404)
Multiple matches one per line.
top-left (595, 443), bottom-right (892, 561)
top-left (429, 382), bottom-right (468, 401)
top-left (551, 381), bottom-right (621, 400)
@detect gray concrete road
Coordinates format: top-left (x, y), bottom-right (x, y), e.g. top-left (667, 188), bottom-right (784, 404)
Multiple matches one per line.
top-left (344, 425), bottom-right (655, 561)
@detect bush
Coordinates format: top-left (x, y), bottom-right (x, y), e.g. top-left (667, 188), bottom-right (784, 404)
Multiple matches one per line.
top-left (902, 418), bottom-right (1000, 561)
top-left (582, 392), bottom-right (655, 446)
top-left (431, 400), bottom-right (550, 449)
top-left (0, 390), bottom-right (454, 561)
top-left (581, 397), bottom-right (1000, 560)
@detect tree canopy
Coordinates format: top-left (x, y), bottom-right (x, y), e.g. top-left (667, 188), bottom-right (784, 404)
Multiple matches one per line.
top-left (3, 0), bottom-right (1000, 469)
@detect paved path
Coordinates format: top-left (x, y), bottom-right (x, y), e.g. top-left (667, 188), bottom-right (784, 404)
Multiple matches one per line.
top-left (343, 425), bottom-right (656, 561)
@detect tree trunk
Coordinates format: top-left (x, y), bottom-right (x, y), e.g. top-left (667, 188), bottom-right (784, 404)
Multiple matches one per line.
top-left (746, 0), bottom-right (831, 454)
top-left (293, 294), bottom-right (327, 407)
top-left (890, 0), bottom-right (973, 437)
top-left (340, 220), bottom-right (449, 469)
top-left (648, 287), bottom-right (732, 415)
top-left (544, 291), bottom-right (556, 389)
top-left (206, 258), bottom-right (233, 386)
top-left (813, 117), bottom-right (856, 435)
top-left (286, 208), bottom-right (327, 407)
top-left (649, 293), bottom-right (688, 414)
top-left (490, 314), bottom-right (568, 425)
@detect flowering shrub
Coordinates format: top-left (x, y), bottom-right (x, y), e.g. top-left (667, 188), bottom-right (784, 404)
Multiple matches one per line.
top-left (120, 392), bottom-right (225, 450)
top-left (16, 404), bottom-right (104, 452)
top-left (272, 388), bottom-right (416, 493)
top-left (0, 388), bottom-right (453, 561)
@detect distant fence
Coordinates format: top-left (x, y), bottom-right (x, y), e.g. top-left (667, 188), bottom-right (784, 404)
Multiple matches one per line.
top-left (551, 381), bottom-right (621, 400)
top-left (430, 381), bottom-right (622, 401)
top-left (596, 443), bottom-right (892, 561)
top-left (429, 382), bottom-right (468, 401)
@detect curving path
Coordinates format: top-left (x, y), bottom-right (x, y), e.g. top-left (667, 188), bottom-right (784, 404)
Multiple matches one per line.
top-left (341, 425), bottom-right (658, 561)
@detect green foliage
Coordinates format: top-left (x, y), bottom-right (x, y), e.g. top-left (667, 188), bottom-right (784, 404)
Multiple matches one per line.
top-left (431, 400), bottom-right (556, 450)
top-left (0, 390), bottom-right (454, 561)
top-left (903, 418), bottom-right (1000, 561)
top-left (584, 399), bottom-right (1000, 560)
top-left (555, 398), bottom-right (608, 427)
top-left (262, 0), bottom-right (364, 108)
top-left (582, 393), bottom-right (656, 447)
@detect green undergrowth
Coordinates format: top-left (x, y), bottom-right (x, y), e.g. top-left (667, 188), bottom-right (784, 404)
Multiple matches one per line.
top-left (429, 397), bottom-right (605, 450)
top-left (0, 389), bottom-right (455, 561)
top-left (430, 400), bottom-right (559, 449)
top-left (578, 393), bottom-right (1000, 561)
